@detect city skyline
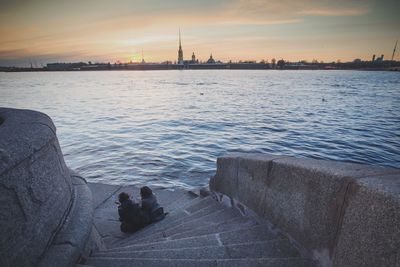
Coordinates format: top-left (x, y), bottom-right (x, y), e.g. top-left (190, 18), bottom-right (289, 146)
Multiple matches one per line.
top-left (1, 0), bottom-right (399, 67)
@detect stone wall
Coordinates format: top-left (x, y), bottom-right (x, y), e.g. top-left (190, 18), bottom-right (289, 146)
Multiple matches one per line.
top-left (210, 153), bottom-right (400, 267)
top-left (0, 108), bottom-right (93, 267)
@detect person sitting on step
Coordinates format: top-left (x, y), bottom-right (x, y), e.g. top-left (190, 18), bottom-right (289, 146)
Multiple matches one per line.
top-left (140, 186), bottom-right (166, 225)
top-left (117, 192), bottom-right (145, 233)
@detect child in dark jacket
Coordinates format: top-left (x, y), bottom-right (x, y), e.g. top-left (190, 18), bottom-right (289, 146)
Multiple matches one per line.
top-left (140, 186), bottom-right (165, 224)
top-left (117, 192), bottom-right (145, 233)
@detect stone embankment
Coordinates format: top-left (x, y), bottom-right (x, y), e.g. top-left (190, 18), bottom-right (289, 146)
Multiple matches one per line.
top-left (83, 183), bottom-right (314, 267)
top-left (210, 153), bottom-right (400, 266)
top-left (0, 108), bottom-right (399, 267)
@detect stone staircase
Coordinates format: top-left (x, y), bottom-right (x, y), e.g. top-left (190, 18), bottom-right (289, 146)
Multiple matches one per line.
top-left (81, 183), bottom-right (315, 267)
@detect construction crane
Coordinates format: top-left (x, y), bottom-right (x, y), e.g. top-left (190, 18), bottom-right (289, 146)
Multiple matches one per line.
top-left (391, 40), bottom-right (398, 61)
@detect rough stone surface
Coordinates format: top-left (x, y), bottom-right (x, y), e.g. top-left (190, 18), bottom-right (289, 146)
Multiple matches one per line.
top-left (94, 239), bottom-right (299, 259)
top-left (0, 108), bottom-right (73, 267)
top-left (86, 257), bottom-right (313, 267)
top-left (38, 181), bottom-right (94, 267)
top-left (85, 173), bottom-right (312, 267)
top-left (210, 153), bottom-right (285, 198)
top-left (131, 217), bottom-right (254, 245)
top-left (87, 183), bottom-right (120, 209)
top-left (107, 224), bottom-right (279, 252)
top-left (115, 207), bottom-right (241, 248)
top-left (333, 174), bottom-right (400, 267)
top-left (210, 153), bottom-right (400, 266)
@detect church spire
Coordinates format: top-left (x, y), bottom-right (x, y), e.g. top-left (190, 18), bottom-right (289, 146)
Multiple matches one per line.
top-left (179, 28), bottom-right (182, 49)
top-left (178, 27), bottom-right (184, 64)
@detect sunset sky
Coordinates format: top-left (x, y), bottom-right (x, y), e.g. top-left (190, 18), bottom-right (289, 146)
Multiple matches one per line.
top-left (0, 0), bottom-right (399, 66)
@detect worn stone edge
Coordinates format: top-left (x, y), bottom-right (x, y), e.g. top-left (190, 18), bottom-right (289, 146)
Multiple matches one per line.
top-left (210, 152), bottom-right (400, 267)
top-left (38, 170), bottom-right (94, 267)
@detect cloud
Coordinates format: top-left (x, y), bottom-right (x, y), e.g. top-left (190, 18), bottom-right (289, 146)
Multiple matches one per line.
top-left (0, 0), bottom-right (397, 65)
top-left (217, 18), bottom-right (303, 26)
top-left (299, 7), bottom-right (369, 16)
top-left (0, 48), bottom-right (31, 59)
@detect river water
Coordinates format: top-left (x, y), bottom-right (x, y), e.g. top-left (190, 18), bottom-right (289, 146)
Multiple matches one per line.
top-left (1, 70), bottom-right (399, 189)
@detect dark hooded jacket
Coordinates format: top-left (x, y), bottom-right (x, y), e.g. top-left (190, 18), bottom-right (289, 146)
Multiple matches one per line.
top-left (118, 199), bottom-right (143, 226)
top-left (141, 194), bottom-right (164, 223)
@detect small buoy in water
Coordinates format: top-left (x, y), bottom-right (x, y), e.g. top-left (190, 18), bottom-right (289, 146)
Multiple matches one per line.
top-left (200, 92), bottom-right (204, 95)
top-left (322, 98), bottom-right (326, 102)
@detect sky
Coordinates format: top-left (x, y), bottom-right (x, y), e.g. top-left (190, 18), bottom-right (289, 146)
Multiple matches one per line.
top-left (0, 0), bottom-right (399, 66)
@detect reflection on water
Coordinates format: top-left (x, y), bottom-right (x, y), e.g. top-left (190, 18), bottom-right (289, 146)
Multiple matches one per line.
top-left (1, 70), bottom-right (399, 189)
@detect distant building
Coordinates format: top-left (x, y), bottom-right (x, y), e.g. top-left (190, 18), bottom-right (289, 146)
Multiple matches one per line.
top-left (192, 52), bottom-right (196, 62)
top-left (372, 54), bottom-right (376, 61)
top-left (141, 50), bottom-right (145, 64)
top-left (207, 54), bottom-right (215, 64)
top-left (376, 54), bottom-right (384, 62)
top-left (46, 62), bottom-right (87, 71)
top-left (178, 29), bottom-right (183, 64)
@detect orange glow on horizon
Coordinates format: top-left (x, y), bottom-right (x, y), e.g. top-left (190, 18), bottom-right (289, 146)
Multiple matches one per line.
top-left (0, 0), bottom-right (399, 66)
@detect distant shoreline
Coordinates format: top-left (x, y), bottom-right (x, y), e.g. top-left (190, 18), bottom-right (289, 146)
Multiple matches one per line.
top-left (2, 59), bottom-right (400, 73)
top-left (2, 66), bottom-right (400, 72)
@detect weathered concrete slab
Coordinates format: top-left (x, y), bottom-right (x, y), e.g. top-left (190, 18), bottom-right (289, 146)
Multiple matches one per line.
top-left (130, 217), bottom-right (253, 245)
top-left (162, 190), bottom-right (199, 212)
top-left (267, 157), bottom-right (399, 264)
top-left (210, 153), bottom-right (285, 200)
top-left (333, 173), bottom-right (400, 267)
top-left (95, 239), bottom-right (299, 259)
top-left (216, 258), bottom-right (314, 267)
top-left (210, 153), bottom-right (400, 266)
top-left (87, 258), bottom-right (214, 267)
top-left (166, 216), bottom-right (252, 239)
top-left (117, 204), bottom-right (242, 247)
top-left (167, 202), bottom-right (223, 225)
top-left (114, 207), bottom-right (230, 248)
top-left (88, 183), bottom-right (121, 209)
top-left (86, 257), bottom-right (314, 267)
top-left (107, 224), bottom-right (279, 252)
top-left (164, 207), bottom-right (243, 236)
top-left (151, 188), bottom-right (196, 208)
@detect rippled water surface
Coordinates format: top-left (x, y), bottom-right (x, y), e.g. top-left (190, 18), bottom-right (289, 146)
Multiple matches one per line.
top-left (1, 70), bottom-right (399, 189)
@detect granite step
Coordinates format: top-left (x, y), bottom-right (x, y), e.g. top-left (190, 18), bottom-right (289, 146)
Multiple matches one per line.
top-left (94, 239), bottom-right (299, 259)
top-left (163, 193), bottom-right (207, 213)
top-left (91, 186), bottom-right (196, 239)
top-left (135, 196), bottom-right (217, 230)
top-left (163, 201), bottom-right (224, 227)
top-left (85, 185), bottom-right (313, 267)
top-left (114, 206), bottom-right (244, 248)
top-left (116, 200), bottom-right (225, 243)
top-left (161, 191), bottom-right (201, 213)
top-left (85, 257), bottom-right (314, 267)
top-left (162, 198), bottom-right (223, 226)
top-left (122, 216), bottom-right (255, 246)
top-left (162, 217), bottom-right (256, 240)
top-left (102, 197), bottom-right (220, 248)
top-left (104, 225), bottom-right (278, 252)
